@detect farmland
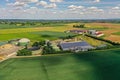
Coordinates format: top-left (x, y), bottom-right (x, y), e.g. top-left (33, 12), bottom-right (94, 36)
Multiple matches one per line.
top-left (0, 49), bottom-right (120, 80)
top-left (0, 31), bottom-right (76, 41)
top-left (0, 22), bottom-right (120, 43)
top-left (85, 23), bottom-right (120, 42)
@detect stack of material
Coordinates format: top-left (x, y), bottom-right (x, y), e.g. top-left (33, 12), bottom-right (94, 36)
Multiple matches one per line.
top-left (0, 44), bottom-right (19, 56)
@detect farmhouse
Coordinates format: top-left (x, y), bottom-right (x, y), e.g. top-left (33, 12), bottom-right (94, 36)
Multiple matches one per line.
top-left (88, 30), bottom-right (104, 37)
top-left (59, 41), bottom-right (94, 52)
top-left (66, 30), bottom-right (87, 34)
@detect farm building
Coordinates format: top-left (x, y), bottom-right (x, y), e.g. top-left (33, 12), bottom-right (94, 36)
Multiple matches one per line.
top-left (88, 30), bottom-right (104, 37)
top-left (88, 30), bottom-right (96, 35)
top-left (18, 38), bottom-right (30, 46)
top-left (28, 46), bottom-right (40, 51)
top-left (65, 30), bottom-right (88, 34)
top-left (59, 41), bottom-right (94, 52)
top-left (95, 32), bottom-right (104, 37)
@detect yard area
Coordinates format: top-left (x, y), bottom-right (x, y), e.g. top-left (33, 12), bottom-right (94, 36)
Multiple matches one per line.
top-left (0, 49), bottom-right (120, 80)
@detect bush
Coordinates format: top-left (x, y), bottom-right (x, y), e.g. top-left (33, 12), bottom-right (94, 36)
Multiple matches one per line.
top-left (73, 24), bottom-right (85, 28)
top-left (17, 49), bottom-right (32, 56)
top-left (42, 43), bottom-right (55, 55)
top-left (32, 42), bottom-right (39, 47)
top-left (32, 40), bottom-right (46, 47)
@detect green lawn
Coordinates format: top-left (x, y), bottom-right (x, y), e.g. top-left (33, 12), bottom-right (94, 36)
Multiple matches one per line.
top-left (0, 49), bottom-right (120, 80)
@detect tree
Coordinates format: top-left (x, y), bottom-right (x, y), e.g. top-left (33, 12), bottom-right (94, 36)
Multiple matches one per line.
top-left (17, 49), bottom-right (32, 56)
top-left (32, 42), bottom-right (39, 47)
top-left (42, 43), bottom-right (55, 54)
top-left (73, 24), bottom-right (85, 28)
top-left (39, 40), bottom-right (46, 46)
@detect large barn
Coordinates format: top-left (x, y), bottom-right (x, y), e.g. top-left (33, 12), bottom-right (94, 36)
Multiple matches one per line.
top-left (59, 41), bottom-right (94, 52)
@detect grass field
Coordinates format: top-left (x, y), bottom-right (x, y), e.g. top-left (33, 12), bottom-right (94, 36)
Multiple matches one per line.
top-left (0, 49), bottom-right (120, 80)
top-left (0, 31), bottom-right (76, 41)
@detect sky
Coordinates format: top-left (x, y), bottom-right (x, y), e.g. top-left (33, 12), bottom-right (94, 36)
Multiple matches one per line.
top-left (0, 0), bottom-right (120, 19)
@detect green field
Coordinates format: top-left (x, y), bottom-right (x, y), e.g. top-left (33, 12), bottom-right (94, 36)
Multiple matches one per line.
top-left (113, 32), bottom-right (120, 35)
top-left (0, 23), bottom-right (36, 29)
top-left (0, 31), bottom-right (76, 42)
top-left (0, 49), bottom-right (120, 80)
top-left (0, 22), bottom-right (68, 29)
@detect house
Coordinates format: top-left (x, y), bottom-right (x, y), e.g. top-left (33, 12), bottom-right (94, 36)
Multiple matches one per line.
top-left (66, 30), bottom-right (88, 34)
top-left (88, 30), bottom-right (104, 37)
top-left (58, 41), bottom-right (94, 52)
top-left (88, 30), bottom-right (96, 35)
top-left (95, 32), bottom-right (104, 37)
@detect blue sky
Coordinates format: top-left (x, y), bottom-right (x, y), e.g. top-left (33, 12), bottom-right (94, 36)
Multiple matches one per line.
top-left (0, 0), bottom-right (120, 19)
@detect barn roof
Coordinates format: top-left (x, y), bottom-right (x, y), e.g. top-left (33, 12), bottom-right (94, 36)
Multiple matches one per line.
top-left (28, 46), bottom-right (40, 51)
top-left (59, 41), bottom-right (93, 50)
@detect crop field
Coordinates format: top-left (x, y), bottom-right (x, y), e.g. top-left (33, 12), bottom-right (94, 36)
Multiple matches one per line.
top-left (0, 31), bottom-right (76, 42)
top-left (0, 22), bottom-right (120, 43)
top-left (113, 32), bottom-right (120, 35)
top-left (0, 49), bottom-right (120, 80)
top-left (0, 22), bottom-right (69, 29)
top-left (85, 23), bottom-right (120, 42)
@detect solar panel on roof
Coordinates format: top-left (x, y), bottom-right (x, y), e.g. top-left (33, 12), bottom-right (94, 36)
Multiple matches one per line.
top-left (59, 41), bottom-right (93, 50)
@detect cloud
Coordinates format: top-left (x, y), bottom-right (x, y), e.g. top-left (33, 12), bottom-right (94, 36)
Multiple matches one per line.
top-left (16, 0), bottom-right (39, 3)
top-left (45, 3), bottom-right (57, 8)
top-left (7, 1), bottom-right (28, 7)
top-left (68, 5), bottom-right (84, 10)
top-left (6, 0), bottom-right (9, 2)
top-left (1, 0), bottom-right (120, 19)
top-left (94, 0), bottom-right (100, 3)
top-left (37, 1), bottom-right (47, 6)
top-left (49, 0), bottom-right (63, 3)
top-left (110, 6), bottom-right (120, 15)
top-left (37, 1), bottom-right (57, 8)
top-left (112, 6), bottom-right (120, 10)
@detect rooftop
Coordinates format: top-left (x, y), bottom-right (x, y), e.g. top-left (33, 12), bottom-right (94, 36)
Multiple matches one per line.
top-left (59, 41), bottom-right (94, 50)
